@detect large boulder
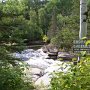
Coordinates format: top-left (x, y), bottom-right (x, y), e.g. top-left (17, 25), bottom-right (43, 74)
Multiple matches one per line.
top-left (31, 75), bottom-right (40, 82)
top-left (35, 61), bottom-right (70, 88)
top-left (30, 68), bottom-right (43, 75)
top-left (23, 67), bottom-right (44, 82)
top-left (35, 73), bottom-right (52, 87)
top-left (42, 44), bottom-right (58, 53)
top-left (58, 52), bottom-right (75, 61)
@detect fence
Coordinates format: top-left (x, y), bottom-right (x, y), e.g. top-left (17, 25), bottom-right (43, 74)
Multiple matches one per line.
top-left (73, 40), bottom-right (90, 53)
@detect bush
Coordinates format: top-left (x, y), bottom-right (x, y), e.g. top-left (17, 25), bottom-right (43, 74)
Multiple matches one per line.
top-left (50, 54), bottom-right (90, 90)
top-left (0, 46), bottom-right (34, 90)
top-left (0, 63), bottom-right (35, 90)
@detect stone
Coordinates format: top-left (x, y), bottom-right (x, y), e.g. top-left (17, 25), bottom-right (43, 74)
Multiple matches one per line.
top-left (35, 73), bottom-right (52, 87)
top-left (58, 52), bottom-right (74, 61)
top-left (48, 52), bottom-right (58, 60)
top-left (30, 68), bottom-right (44, 76)
top-left (31, 75), bottom-right (40, 82)
top-left (42, 44), bottom-right (58, 53)
top-left (23, 67), bottom-right (43, 82)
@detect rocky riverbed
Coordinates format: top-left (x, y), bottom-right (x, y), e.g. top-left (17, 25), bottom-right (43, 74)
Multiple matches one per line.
top-left (12, 48), bottom-right (71, 89)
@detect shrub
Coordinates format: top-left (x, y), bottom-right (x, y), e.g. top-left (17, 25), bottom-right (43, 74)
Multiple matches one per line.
top-left (0, 47), bottom-right (35, 90)
top-left (0, 62), bottom-right (35, 90)
top-left (50, 54), bottom-right (90, 90)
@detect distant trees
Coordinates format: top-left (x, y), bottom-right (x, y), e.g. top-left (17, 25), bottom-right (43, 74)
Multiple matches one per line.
top-left (47, 6), bottom-right (58, 39)
top-left (0, 0), bottom-right (44, 45)
top-left (0, 0), bottom-right (90, 46)
top-left (47, 0), bottom-right (79, 50)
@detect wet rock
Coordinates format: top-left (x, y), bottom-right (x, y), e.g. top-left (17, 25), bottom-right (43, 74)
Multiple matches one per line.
top-left (35, 73), bottom-right (52, 87)
top-left (58, 52), bottom-right (74, 61)
top-left (29, 68), bottom-right (44, 75)
top-left (23, 67), bottom-right (44, 82)
top-left (34, 60), bottom-right (70, 87)
top-left (48, 52), bottom-right (58, 60)
top-left (42, 44), bottom-right (58, 53)
top-left (31, 75), bottom-right (40, 82)
top-left (42, 44), bottom-right (58, 59)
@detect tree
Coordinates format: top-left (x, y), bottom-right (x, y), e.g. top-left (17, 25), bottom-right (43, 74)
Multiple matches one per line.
top-left (0, 1), bottom-right (35, 89)
top-left (47, 6), bottom-right (58, 39)
top-left (79, 0), bottom-right (87, 39)
top-left (51, 28), bottom-right (74, 51)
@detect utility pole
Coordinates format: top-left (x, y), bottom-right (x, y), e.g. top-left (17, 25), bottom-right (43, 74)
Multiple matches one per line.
top-left (79, 0), bottom-right (87, 39)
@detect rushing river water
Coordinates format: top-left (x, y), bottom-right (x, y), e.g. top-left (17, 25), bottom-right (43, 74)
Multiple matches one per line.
top-left (12, 48), bottom-right (70, 88)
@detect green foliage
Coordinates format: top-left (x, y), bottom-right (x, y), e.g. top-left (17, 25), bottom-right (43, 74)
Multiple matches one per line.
top-left (0, 0), bottom-right (90, 90)
top-left (85, 40), bottom-right (90, 46)
top-left (0, 65), bottom-right (22, 90)
top-left (0, 0), bottom-right (43, 44)
top-left (0, 1), bottom-right (36, 89)
top-left (2, 0), bottom-right (25, 15)
top-left (0, 63), bottom-right (34, 90)
top-left (49, 0), bottom-right (79, 49)
top-left (0, 46), bottom-right (35, 90)
top-left (51, 28), bottom-right (74, 51)
top-left (39, 8), bottom-right (49, 35)
top-left (87, 0), bottom-right (90, 6)
top-left (24, 21), bottom-right (43, 41)
top-left (81, 37), bottom-right (87, 40)
top-left (45, 0), bottom-right (73, 16)
top-left (57, 14), bottom-right (79, 32)
top-left (50, 55), bottom-right (90, 90)
top-left (43, 35), bottom-right (49, 42)
top-left (50, 39), bottom-right (90, 90)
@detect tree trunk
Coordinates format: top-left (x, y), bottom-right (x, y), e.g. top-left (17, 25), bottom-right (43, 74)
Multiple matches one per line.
top-left (79, 0), bottom-right (87, 39)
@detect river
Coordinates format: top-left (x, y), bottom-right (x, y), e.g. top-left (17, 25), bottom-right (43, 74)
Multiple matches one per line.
top-left (12, 48), bottom-right (70, 89)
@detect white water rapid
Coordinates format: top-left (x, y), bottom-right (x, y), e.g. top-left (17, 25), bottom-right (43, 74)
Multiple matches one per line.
top-left (12, 48), bottom-right (70, 89)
